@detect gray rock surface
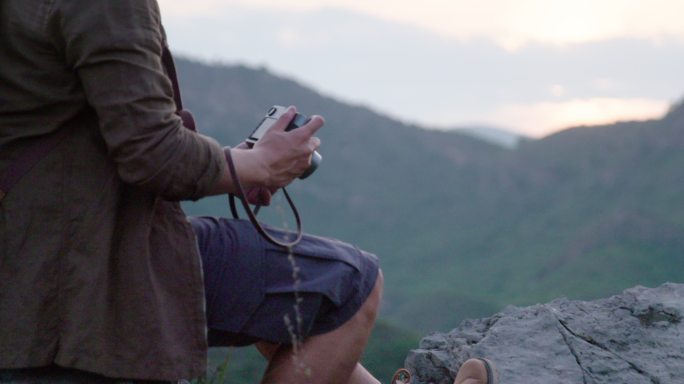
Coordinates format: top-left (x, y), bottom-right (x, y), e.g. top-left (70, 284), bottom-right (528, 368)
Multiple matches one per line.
top-left (405, 283), bottom-right (684, 384)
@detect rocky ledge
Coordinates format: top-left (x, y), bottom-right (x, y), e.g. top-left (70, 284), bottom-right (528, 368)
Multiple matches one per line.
top-left (405, 283), bottom-right (684, 384)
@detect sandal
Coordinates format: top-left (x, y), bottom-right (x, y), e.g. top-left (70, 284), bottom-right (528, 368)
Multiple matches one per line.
top-left (477, 358), bottom-right (497, 384)
top-left (454, 358), bottom-right (498, 384)
top-left (391, 368), bottom-right (411, 384)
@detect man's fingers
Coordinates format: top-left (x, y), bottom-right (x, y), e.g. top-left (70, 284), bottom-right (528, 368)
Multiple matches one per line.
top-left (286, 115), bottom-right (324, 146)
top-left (267, 105), bottom-right (324, 140)
top-left (300, 115), bottom-right (325, 137)
top-left (270, 106), bottom-right (297, 132)
top-left (309, 136), bottom-right (321, 151)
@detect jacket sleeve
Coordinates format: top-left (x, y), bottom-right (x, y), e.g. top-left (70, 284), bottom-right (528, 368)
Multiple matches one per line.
top-left (55, 0), bottom-right (226, 201)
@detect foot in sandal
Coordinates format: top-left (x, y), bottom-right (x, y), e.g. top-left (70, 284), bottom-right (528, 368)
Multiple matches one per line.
top-left (453, 358), bottom-right (498, 384)
top-left (391, 358), bottom-right (497, 384)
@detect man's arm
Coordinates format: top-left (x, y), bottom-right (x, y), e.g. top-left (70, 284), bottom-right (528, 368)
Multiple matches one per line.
top-left (56, 0), bottom-right (322, 199)
top-left (57, 0), bottom-right (225, 201)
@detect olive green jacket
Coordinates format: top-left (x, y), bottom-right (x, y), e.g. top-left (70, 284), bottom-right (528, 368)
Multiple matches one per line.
top-left (0, 0), bottom-right (226, 380)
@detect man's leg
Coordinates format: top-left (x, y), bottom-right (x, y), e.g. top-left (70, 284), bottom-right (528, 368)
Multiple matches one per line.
top-left (256, 271), bottom-right (383, 384)
top-left (191, 217), bottom-right (383, 383)
top-left (255, 348), bottom-right (379, 384)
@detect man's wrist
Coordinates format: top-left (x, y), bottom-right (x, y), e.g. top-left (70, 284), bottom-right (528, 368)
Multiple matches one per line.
top-left (223, 147), bottom-right (267, 188)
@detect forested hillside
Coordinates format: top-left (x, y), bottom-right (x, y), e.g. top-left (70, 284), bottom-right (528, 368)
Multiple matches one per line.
top-left (178, 57), bottom-right (684, 335)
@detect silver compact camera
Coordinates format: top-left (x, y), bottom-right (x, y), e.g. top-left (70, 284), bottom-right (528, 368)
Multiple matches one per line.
top-left (247, 105), bottom-right (322, 179)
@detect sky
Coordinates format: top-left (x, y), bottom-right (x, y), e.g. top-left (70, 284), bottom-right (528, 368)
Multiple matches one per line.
top-left (157, 0), bottom-right (684, 137)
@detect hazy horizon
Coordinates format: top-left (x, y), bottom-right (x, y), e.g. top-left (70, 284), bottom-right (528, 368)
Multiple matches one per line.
top-left (158, 0), bottom-right (684, 137)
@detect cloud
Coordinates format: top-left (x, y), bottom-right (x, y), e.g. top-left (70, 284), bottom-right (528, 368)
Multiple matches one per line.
top-left (550, 85), bottom-right (566, 98)
top-left (158, 0), bottom-right (684, 50)
top-left (156, 1), bottom-right (684, 137)
top-left (492, 98), bottom-right (670, 137)
top-left (592, 78), bottom-right (615, 92)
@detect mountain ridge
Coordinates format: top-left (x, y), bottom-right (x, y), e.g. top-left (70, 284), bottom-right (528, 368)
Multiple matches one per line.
top-left (178, 57), bottom-right (684, 334)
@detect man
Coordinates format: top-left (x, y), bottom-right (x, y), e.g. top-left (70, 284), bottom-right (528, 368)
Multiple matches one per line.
top-left (0, 1), bottom-right (495, 383)
top-left (0, 0), bottom-right (386, 382)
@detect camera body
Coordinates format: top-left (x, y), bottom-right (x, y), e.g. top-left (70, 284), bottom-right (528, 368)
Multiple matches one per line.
top-left (247, 106), bottom-right (322, 179)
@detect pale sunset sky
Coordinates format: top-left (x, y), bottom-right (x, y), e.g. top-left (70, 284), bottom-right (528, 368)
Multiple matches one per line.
top-left (157, 0), bottom-right (684, 137)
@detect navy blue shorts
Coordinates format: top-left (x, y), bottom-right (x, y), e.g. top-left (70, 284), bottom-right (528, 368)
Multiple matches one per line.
top-left (188, 217), bottom-right (380, 346)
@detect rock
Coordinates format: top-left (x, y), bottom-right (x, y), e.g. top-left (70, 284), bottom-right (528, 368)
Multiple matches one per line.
top-left (405, 283), bottom-right (684, 384)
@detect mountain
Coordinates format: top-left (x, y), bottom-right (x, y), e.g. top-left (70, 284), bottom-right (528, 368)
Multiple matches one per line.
top-left (177, 57), bottom-right (684, 335)
top-left (453, 126), bottom-right (526, 148)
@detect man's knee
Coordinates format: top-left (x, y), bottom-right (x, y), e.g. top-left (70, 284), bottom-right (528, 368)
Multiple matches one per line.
top-left (372, 269), bottom-right (384, 302)
top-left (255, 341), bottom-right (280, 360)
top-left (358, 269), bottom-right (384, 325)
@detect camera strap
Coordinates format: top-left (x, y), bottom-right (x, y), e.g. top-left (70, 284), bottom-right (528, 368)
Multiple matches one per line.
top-left (224, 147), bottom-right (303, 248)
top-left (162, 46), bottom-right (198, 131)
top-left (163, 46), bottom-right (304, 248)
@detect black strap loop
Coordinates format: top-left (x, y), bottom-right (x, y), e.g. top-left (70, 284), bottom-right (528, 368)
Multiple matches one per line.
top-left (224, 148), bottom-right (303, 248)
top-left (162, 46), bottom-right (184, 112)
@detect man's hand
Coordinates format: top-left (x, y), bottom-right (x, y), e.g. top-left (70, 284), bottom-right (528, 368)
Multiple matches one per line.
top-left (249, 106), bottom-right (324, 187)
top-left (209, 106), bottom-right (324, 196)
top-left (234, 142), bottom-right (277, 205)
